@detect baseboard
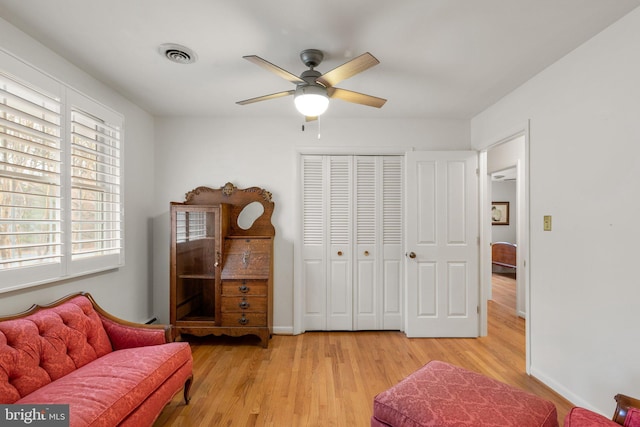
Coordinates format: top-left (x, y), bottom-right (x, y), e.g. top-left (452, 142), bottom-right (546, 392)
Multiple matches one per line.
top-left (529, 365), bottom-right (605, 415)
top-left (273, 325), bottom-right (294, 335)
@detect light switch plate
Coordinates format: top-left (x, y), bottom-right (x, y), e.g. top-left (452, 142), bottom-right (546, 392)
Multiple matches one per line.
top-left (543, 215), bottom-right (552, 231)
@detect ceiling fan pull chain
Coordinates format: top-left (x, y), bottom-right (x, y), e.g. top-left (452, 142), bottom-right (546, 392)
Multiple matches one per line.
top-left (317, 116), bottom-right (321, 140)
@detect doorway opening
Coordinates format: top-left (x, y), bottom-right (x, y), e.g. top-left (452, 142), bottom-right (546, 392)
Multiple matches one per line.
top-left (480, 129), bottom-right (530, 372)
top-left (490, 167), bottom-right (517, 313)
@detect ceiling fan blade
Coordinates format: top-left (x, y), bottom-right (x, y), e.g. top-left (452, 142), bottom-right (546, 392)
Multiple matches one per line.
top-left (236, 90), bottom-right (295, 105)
top-left (328, 87), bottom-right (387, 108)
top-left (316, 52), bottom-right (380, 88)
top-left (243, 55), bottom-right (305, 84)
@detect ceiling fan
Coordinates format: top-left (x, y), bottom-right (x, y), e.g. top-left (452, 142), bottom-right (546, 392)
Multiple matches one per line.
top-left (236, 49), bottom-right (386, 120)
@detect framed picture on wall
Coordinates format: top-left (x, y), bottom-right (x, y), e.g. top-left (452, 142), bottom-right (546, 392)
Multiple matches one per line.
top-left (491, 202), bottom-right (509, 225)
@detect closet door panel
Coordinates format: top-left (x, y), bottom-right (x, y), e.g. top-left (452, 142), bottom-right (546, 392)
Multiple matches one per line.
top-left (355, 246), bottom-right (376, 329)
top-left (327, 156), bottom-right (353, 330)
top-left (383, 252), bottom-right (402, 329)
top-left (328, 245), bottom-right (352, 330)
top-left (302, 156), bottom-right (327, 330)
top-left (303, 257), bottom-right (325, 330)
top-left (381, 157), bottom-right (403, 329)
top-left (354, 156), bottom-right (378, 330)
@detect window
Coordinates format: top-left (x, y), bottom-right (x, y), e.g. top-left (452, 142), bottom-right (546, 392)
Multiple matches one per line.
top-left (0, 51), bottom-right (123, 292)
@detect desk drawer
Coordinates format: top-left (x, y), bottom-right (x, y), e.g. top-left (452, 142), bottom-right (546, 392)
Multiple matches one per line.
top-left (221, 296), bottom-right (267, 312)
top-left (221, 312), bottom-right (267, 327)
top-left (222, 280), bottom-right (267, 296)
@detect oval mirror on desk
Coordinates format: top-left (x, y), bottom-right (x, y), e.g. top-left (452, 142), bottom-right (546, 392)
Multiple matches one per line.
top-left (237, 201), bottom-right (264, 230)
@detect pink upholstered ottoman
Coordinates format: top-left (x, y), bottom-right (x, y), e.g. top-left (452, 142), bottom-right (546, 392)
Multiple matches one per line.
top-left (372, 360), bottom-right (558, 427)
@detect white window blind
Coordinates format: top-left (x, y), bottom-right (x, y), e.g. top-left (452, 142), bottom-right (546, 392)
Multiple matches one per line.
top-left (175, 211), bottom-right (206, 243)
top-left (70, 107), bottom-right (121, 260)
top-left (187, 212), bottom-right (206, 240)
top-left (0, 71), bottom-right (62, 271)
top-left (0, 51), bottom-right (124, 292)
top-left (175, 211), bottom-right (187, 243)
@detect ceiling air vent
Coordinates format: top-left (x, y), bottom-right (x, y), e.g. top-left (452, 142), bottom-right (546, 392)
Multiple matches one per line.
top-left (159, 43), bottom-right (198, 64)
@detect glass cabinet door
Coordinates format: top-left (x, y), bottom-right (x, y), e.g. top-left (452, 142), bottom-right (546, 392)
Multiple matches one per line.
top-left (172, 206), bottom-right (220, 323)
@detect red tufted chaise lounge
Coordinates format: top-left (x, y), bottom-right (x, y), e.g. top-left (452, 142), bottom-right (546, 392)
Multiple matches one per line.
top-left (372, 360), bottom-right (558, 427)
top-left (0, 292), bottom-right (193, 426)
top-left (564, 394), bottom-right (640, 427)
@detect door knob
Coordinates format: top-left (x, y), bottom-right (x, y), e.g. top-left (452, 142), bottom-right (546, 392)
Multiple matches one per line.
top-left (407, 252), bottom-right (416, 259)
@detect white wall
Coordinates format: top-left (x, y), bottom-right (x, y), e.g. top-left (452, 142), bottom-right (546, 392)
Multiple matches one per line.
top-left (152, 116), bottom-right (470, 332)
top-left (472, 7), bottom-right (640, 416)
top-left (487, 136), bottom-right (522, 245)
top-left (491, 181), bottom-right (517, 244)
top-left (0, 18), bottom-right (156, 322)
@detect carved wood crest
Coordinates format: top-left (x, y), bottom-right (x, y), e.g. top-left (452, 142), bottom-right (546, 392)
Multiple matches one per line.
top-left (181, 182), bottom-right (275, 236)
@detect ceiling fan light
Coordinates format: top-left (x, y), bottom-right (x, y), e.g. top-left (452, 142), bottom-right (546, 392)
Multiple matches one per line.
top-left (294, 85), bottom-right (329, 116)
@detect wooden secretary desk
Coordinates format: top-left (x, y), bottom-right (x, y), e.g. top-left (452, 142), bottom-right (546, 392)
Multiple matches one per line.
top-left (169, 182), bottom-right (275, 347)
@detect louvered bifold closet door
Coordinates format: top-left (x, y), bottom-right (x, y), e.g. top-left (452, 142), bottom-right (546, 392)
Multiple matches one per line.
top-left (327, 156), bottom-right (353, 330)
top-left (354, 156), bottom-right (403, 330)
top-left (301, 155), bottom-right (402, 331)
top-left (301, 155), bottom-right (326, 330)
top-left (301, 155), bottom-right (354, 331)
top-left (381, 157), bottom-right (403, 329)
top-left (354, 157), bottom-right (377, 329)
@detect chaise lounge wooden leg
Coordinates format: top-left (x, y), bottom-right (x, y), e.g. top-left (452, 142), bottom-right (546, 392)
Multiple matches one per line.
top-left (183, 375), bottom-right (193, 404)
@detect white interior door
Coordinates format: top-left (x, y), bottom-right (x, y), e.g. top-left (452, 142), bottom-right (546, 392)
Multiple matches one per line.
top-left (405, 151), bottom-right (479, 337)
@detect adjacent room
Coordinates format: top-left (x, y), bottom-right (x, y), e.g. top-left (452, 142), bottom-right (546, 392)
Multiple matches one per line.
top-left (1, 1), bottom-right (639, 426)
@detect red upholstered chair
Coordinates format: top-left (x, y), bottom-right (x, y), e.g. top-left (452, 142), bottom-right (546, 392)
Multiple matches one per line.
top-left (371, 360), bottom-right (558, 427)
top-left (564, 394), bottom-right (640, 427)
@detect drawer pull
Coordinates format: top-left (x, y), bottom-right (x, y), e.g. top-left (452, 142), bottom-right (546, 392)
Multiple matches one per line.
top-left (239, 285), bottom-right (250, 293)
top-left (238, 316), bottom-right (249, 325)
top-left (364, 250), bottom-right (369, 256)
top-left (337, 251), bottom-right (343, 256)
top-left (239, 300), bottom-right (250, 309)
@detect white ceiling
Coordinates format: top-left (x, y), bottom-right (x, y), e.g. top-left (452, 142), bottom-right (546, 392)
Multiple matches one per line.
top-left (1, 0), bottom-right (638, 119)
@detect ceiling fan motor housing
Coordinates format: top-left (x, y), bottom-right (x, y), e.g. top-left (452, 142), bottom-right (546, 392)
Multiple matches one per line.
top-left (300, 69), bottom-right (324, 86)
top-left (300, 49), bottom-right (324, 68)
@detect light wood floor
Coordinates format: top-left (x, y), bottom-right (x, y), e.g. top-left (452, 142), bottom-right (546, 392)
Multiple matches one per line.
top-left (491, 271), bottom-right (517, 310)
top-left (156, 273), bottom-right (573, 426)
